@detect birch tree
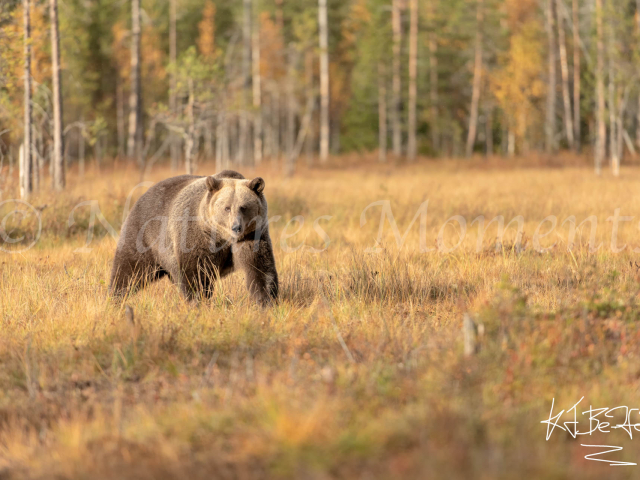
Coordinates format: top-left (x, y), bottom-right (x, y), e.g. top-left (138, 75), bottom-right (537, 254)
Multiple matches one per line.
top-left (595, 0), bottom-right (605, 174)
top-left (318, 0), bottom-right (330, 163)
top-left (572, 0), bottom-right (580, 151)
top-left (127, 0), bottom-right (142, 163)
top-left (252, 0), bottom-right (263, 165)
top-left (556, 0), bottom-right (574, 149)
top-left (239, 0), bottom-right (251, 165)
top-left (465, 0), bottom-right (484, 158)
top-left (169, 0), bottom-right (180, 170)
top-left (545, 0), bottom-right (556, 153)
top-left (50, 0), bottom-right (64, 190)
top-left (608, 15), bottom-right (618, 176)
top-left (22, 0), bottom-right (32, 199)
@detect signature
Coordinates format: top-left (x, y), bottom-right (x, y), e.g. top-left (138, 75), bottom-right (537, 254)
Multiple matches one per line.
top-left (542, 397), bottom-right (639, 466)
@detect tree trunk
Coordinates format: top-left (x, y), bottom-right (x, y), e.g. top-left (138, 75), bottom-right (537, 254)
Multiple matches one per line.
top-left (216, 109), bottom-right (230, 170)
top-left (616, 88), bottom-right (625, 164)
top-left (508, 128), bottom-right (515, 157)
top-left (185, 78), bottom-right (196, 174)
top-left (407, 0), bottom-right (418, 161)
top-left (127, 0), bottom-right (142, 164)
top-left (286, 95), bottom-right (314, 176)
top-left (608, 14), bottom-right (619, 176)
top-left (252, 2), bottom-right (263, 165)
top-left (391, 0), bottom-right (402, 157)
top-left (286, 48), bottom-right (297, 161)
top-left (545, 0), bottom-right (557, 154)
top-left (595, 0), bottom-right (605, 174)
top-left (22, 0), bottom-right (32, 199)
top-left (79, 124), bottom-right (85, 178)
top-left (318, 0), bottom-right (330, 163)
top-left (378, 62), bottom-right (387, 163)
top-left (485, 104), bottom-right (493, 156)
top-left (9, 145), bottom-right (14, 175)
top-left (636, 0), bottom-right (640, 152)
top-left (117, 78), bottom-right (125, 158)
top-left (50, 0), bottom-right (65, 190)
top-left (239, 0), bottom-right (251, 165)
top-left (427, 0), bottom-right (439, 154)
top-left (263, 91), bottom-right (272, 159)
top-left (608, 80), bottom-right (616, 168)
top-left (275, 0), bottom-right (284, 30)
top-left (205, 120), bottom-right (214, 159)
top-left (556, 0), bottom-right (574, 149)
top-left (170, 0), bottom-right (180, 170)
top-left (273, 87), bottom-right (281, 160)
top-left (465, 0), bottom-right (484, 158)
top-left (304, 50), bottom-right (315, 165)
top-left (572, 0), bottom-right (581, 152)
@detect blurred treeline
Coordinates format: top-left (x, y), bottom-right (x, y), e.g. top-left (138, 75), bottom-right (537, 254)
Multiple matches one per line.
top-left (0, 0), bottom-right (639, 178)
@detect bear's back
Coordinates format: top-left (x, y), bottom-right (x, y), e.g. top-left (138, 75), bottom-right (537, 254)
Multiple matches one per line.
top-left (118, 175), bottom-right (204, 252)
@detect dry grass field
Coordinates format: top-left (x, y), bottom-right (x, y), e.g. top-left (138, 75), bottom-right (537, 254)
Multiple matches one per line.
top-left (2, 157), bottom-right (640, 478)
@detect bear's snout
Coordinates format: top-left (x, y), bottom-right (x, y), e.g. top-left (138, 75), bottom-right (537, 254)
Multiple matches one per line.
top-left (231, 221), bottom-right (242, 235)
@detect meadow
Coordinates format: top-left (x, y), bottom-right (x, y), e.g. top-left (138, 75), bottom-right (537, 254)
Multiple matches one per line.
top-left (2, 156), bottom-right (640, 478)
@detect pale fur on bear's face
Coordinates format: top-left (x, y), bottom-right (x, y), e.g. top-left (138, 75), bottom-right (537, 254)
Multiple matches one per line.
top-left (205, 176), bottom-right (266, 241)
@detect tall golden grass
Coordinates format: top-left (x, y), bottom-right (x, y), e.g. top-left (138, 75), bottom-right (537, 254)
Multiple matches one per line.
top-left (1, 158), bottom-right (640, 478)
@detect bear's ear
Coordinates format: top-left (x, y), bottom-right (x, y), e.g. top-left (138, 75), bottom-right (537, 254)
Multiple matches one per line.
top-left (248, 177), bottom-right (265, 194)
top-left (206, 176), bottom-right (222, 192)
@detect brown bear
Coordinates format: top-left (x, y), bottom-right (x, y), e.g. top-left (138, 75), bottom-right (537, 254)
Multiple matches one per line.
top-left (108, 170), bottom-right (278, 305)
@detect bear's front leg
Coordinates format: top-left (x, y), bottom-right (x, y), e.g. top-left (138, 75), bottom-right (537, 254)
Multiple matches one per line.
top-left (233, 237), bottom-right (279, 306)
top-left (109, 252), bottom-right (161, 299)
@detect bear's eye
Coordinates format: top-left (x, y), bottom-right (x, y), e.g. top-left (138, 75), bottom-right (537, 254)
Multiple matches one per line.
top-left (239, 206), bottom-right (247, 213)
top-left (225, 206), bottom-right (231, 212)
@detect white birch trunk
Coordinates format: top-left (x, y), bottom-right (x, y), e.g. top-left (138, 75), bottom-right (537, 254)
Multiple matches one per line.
top-left (127, 0), bottom-right (142, 163)
top-left (545, 0), bottom-right (557, 154)
top-left (595, 0), bottom-right (605, 174)
top-left (50, 0), bottom-right (65, 190)
top-left (239, 0), bottom-right (251, 165)
top-left (556, 0), bottom-right (574, 149)
top-left (170, 0), bottom-right (180, 170)
top-left (22, 0), bottom-right (32, 198)
top-left (252, 2), bottom-right (263, 165)
top-left (318, 0), bottom-right (330, 162)
top-left (465, 0), bottom-right (484, 158)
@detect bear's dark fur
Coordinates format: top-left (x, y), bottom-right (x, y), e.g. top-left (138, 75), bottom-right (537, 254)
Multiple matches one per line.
top-left (108, 170), bottom-right (278, 305)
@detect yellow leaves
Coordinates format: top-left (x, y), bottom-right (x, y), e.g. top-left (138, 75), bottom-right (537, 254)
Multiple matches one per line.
top-left (503, 0), bottom-right (540, 31)
top-left (0, 3), bottom-right (49, 132)
top-left (111, 21), bottom-right (129, 80)
top-left (197, 1), bottom-right (217, 60)
top-left (259, 12), bottom-right (285, 81)
top-left (111, 20), bottom-right (166, 91)
top-left (141, 24), bottom-right (166, 84)
top-left (29, 2), bottom-right (51, 86)
top-left (490, 19), bottom-right (545, 145)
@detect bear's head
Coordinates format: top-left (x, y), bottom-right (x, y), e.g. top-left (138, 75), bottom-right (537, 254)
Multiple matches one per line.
top-left (205, 175), bottom-right (267, 241)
